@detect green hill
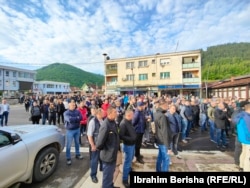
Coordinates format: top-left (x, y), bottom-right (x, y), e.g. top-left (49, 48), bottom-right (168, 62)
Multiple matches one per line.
top-left (35, 63), bottom-right (104, 88)
top-left (202, 42), bottom-right (250, 81)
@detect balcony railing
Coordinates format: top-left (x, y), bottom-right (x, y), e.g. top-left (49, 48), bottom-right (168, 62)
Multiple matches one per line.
top-left (106, 81), bottom-right (117, 86)
top-left (183, 78), bottom-right (200, 83)
top-left (182, 63), bottom-right (199, 69)
top-left (106, 69), bottom-right (118, 75)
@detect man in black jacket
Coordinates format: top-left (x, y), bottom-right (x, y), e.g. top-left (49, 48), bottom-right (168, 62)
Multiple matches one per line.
top-left (154, 99), bottom-right (171, 172)
top-left (119, 109), bottom-right (136, 188)
top-left (214, 102), bottom-right (228, 150)
top-left (96, 106), bottom-right (120, 188)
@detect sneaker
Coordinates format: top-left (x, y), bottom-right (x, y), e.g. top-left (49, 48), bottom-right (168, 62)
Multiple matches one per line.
top-left (186, 137), bottom-right (192, 140)
top-left (210, 139), bottom-right (217, 144)
top-left (176, 155), bottom-right (182, 159)
top-left (136, 157), bottom-right (145, 164)
top-left (169, 161), bottom-right (172, 165)
top-left (182, 139), bottom-right (188, 144)
top-left (66, 159), bottom-right (72, 165)
top-left (122, 180), bottom-right (130, 188)
top-left (139, 154), bottom-right (144, 159)
top-left (146, 141), bottom-right (153, 145)
top-left (91, 177), bottom-right (98, 183)
top-left (154, 143), bottom-right (159, 149)
top-left (75, 155), bottom-right (84, 160)
top-left (141, 142), bottom-right (147, 147)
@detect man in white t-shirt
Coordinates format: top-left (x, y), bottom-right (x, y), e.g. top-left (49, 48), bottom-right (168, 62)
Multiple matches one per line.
top-left (1, 99), bottom-right (10, 126)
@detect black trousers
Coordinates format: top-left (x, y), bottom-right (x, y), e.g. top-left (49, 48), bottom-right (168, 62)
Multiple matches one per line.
top-left (135, 133), bottom-right (144, 158)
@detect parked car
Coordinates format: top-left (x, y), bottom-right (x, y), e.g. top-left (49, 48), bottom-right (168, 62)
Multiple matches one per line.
top-left (0, 124), bottom-right (65, 188)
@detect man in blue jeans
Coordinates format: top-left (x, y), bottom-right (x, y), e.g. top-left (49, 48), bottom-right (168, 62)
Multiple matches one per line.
top-left (64, 100), bottom-right (83, 165)
top-left (154, 99), bottom-right (171, 172)
top-left (87, 108), bottom-right (104, 183)
top-left (119, 109), bottom-right (136, 188)
top-left (1, 98), bottom-right (10, 126)
top-left (207, 100), bottom-right (217, 143)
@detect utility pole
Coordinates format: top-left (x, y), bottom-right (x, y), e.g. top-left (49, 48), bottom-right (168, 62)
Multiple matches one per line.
top-left (131, 67), bottom-right (135, 96)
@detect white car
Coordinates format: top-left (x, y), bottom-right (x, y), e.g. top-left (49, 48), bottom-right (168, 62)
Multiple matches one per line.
top-left (0, 125), bottom-right (65, 188)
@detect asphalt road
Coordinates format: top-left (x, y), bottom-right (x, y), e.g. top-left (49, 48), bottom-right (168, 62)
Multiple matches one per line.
top-left (8, 104), bottom-right (90, 188)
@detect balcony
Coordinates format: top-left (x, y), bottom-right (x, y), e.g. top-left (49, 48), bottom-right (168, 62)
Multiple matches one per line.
top-left (106, 69), bottom-right (118, 75)
top-left (182, 63), bottom-right (200, 69)
top-left (183, 78), bottom-right (200, 83)
top-left (106, 81), bottom-right (117, 87)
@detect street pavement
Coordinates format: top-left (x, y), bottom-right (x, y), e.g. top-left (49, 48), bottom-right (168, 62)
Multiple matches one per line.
top-left (76, 129), bottom-right (239, 188)
top-left (8, 103), bottom-right (240, 188)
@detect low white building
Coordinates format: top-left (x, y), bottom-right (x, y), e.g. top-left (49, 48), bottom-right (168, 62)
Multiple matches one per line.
top-left (0, 65), bottom-right (36, 98)
top-left (33, 81), bottom-right (71, 95)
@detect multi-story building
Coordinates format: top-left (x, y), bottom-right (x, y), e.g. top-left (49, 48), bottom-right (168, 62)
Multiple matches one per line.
top-left (104, 50), bottom-right (202, 98)
top-left (33, 81), bottom-right (71, 95)
top-left (0, 65), bottom-right (36, 98)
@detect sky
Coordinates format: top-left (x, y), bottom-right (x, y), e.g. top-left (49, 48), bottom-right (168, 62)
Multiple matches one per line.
top-left (0, 0), bottom-right (249, 75)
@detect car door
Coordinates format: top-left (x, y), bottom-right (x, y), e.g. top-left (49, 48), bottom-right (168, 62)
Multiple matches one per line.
top-left (0, 130), bottom-right (28, 188)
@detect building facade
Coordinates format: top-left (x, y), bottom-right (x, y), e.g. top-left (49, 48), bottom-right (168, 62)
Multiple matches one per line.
top-left (33, 81), bottom-right (70, 95)
top-left (0, 65), bottom-right (36, 98)
top-left (104, 50), bottom-right (202, 98)
top-left (209, 75), bottom-right (250, 99)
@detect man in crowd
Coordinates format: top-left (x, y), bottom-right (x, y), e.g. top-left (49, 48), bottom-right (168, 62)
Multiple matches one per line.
top-left (119, 109), bottom-right (136, 188)
top-left (132, 101), bottom-right (146, 164)
top-left (96, 106), bottom-right (120, 188)
top-left (87, 108), bottom-right (104, 183)
top-left (166, 104), bottom-right (182, 159)
top-left (154, 99), bottom-right (171, 172)
top-left (0, 98), bottom-right (10, 126)
top-left (236, 103), bottom-right (250, 171)
top-left (207, 100), bottom-right (217, 143)
top-left (64, 100), bottom-right (83, 165)
top-left (214, 102), bottom-right (228, 150)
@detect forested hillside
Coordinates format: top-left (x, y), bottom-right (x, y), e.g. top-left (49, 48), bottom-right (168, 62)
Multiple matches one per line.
top-left (201, 42), bottom-right (250, 81)
top-left (36, 63), bottom-right (104, 88)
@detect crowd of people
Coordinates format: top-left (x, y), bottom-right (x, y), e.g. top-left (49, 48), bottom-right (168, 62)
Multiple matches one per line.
top-left (20, 93), bottom-right (250, 188)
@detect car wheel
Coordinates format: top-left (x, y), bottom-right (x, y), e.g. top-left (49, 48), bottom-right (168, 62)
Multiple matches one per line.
top-left (33, 147), bottom-right (59, 182)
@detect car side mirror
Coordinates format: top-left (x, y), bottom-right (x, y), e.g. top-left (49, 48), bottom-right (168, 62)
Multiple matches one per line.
top-left (11, 133), bottom-right (22, 144)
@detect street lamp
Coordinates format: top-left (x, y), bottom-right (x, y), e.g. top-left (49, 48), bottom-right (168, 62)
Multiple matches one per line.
top-left (131, 67), bottom-right (135, 96)
top-left (205, 63), bottom-right (211, 98)
top-left (103, 53), bottom-right (107, 95)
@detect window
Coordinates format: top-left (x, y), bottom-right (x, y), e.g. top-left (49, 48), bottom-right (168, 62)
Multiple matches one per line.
top-left (13, 71), bottom-right (16, 77)
top-left (13, 81), bottom-right (16, 87)
top-left (183, 72), bottom-right (193, 78)
top-left (126, 74), bottom-right (134, 81)
top-left (138, 60), bottom-right (148, 67)
top-left (0, 132), bottom-right (11, 147)
top-left (152, 59), bottom-right (155, 64)
top-left (139, 74), bottom-right (148, 80)
top-left (152, 73), bottom-right (156, 77)
top-left (160, 72), bottom-right (170, 79)
top-left (111, 77), bottom-right (117, 82)
top-left (5, 71), bottom-right (9, 77)
top-left (126, 62), bottom-right (134, 69)
top-left (47, 84), bottom-right (54, 88)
